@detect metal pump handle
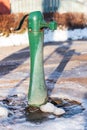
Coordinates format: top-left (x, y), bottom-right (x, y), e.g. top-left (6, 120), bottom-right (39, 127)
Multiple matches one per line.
top-left (14, 11), bottom-right (57, 31)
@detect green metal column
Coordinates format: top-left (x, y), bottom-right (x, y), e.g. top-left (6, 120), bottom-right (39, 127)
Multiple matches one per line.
top-left (28, 11), bottom-right (57, 107)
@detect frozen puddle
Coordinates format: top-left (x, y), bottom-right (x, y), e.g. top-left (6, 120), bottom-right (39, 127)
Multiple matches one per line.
top-left (0, 94), bottom-right (85, 130)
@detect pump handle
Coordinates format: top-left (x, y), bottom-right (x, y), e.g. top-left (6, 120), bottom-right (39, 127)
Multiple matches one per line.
top-left (14, 14), bottom-right (29, 31)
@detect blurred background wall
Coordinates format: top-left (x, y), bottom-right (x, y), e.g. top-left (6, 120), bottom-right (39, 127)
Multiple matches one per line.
top-left (10, 0), bottom-right (87, 14)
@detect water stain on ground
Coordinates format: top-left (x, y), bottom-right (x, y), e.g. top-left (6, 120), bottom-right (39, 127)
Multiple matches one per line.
top-left (0, 95), bottom-right (84, 125)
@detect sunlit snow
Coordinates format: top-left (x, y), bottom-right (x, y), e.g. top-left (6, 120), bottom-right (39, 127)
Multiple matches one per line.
top-left (0, 28), bottom-right (87, 46)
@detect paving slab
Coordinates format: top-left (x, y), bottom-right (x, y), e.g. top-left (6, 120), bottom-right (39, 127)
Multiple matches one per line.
top-left (0, 40), bottom-right (87, 130)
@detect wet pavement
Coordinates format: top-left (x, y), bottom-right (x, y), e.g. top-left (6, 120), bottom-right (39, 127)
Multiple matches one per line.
top-left (0, 40), bottom-right (87, 130)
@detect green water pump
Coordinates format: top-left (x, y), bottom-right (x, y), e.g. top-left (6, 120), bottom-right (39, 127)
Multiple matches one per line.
top-left (28, 11), bottom-right (57, 107)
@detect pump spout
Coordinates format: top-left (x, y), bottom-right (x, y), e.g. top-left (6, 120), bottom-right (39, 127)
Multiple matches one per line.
top-left (14, 14), bottom-right (28, 31)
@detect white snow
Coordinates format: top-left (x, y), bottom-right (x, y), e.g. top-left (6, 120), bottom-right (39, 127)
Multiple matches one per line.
top-left (44, 29), bottom-right (68, 42)
top-left (0, 31), bottom-right (29, 47)
top-left (53, 107), bottom-right (65, 116)
top-left (44, 27), bottom-right (87, 42)
top-left (0, 106), bottom-right (9, 119)
top-left (40, 102), bottom-right (65, 115)
top-left (40, 102), bottom-right (55, 113)
top-left (0, 28), bottom-right (87, 47)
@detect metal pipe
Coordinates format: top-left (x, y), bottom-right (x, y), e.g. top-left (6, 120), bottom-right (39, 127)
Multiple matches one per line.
top-left (28, 11), bottom-right (57, 107)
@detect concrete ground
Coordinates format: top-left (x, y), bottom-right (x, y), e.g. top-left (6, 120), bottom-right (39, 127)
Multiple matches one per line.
top-left (0, 40), bottom-right (87, 130)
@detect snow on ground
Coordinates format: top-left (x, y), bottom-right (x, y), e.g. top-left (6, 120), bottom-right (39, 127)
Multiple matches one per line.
top-left (0, 32), bottom-right (29, 47)
top-left (0, 28), bottom-right (87, 130)
top-left (44, 27), bottom-right (87, 42)
top-left (0, 28), bottom-right (87, 47)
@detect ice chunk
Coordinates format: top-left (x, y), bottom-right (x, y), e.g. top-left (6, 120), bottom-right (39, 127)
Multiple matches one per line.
top-left (0, 106), bottom-right (9, 119)
top-left (40, 102), bottom-right (65, 116)
top-left (40, 102), bottom-right (55, 113)
top-left (53, 107), bottom-right (65, 116)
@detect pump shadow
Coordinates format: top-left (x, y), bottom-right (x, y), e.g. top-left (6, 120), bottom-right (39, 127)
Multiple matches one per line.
top-left (44, 40), bottom-right (79, 94)
top-left (0, 46), bottom-right (30, 97)
top-left (0, 46), bottom-right (30, 77)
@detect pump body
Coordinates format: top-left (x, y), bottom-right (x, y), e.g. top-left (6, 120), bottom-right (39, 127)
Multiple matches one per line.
top-left (28, 11), bottom-right (57, 107)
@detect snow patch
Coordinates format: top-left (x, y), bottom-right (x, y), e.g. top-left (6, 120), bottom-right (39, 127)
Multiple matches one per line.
top-left (0, 106), bottom-right (9, 119)
top-left (40, 102), bottom-right (65, 116)
top-left (0, 28), bottom-right (87, 47)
